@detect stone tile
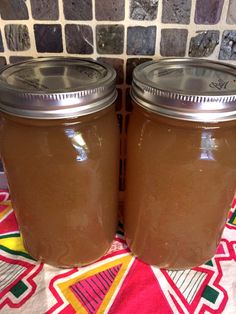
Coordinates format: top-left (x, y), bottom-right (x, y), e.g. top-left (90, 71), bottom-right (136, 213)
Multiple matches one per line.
top-left (115, 88), bottom-right (122, 111)
top-left (63, 0), bottom-right (92, 20)
top-left (5, 24), bottom-right (30, 51)
top-left (0, 0), bottom-right (29, 20)
top-left (189, 31), bottom-right (219, 57)
top-left (130, 0), bottom-right (158, 21)
top-left (34, 24), bottom-right (63, 53)
top-left (117, 113), bottom-right (123, 134)
top-left (162, 0), bottom-right (191, 24)
top-left (219, 30), bottom-right (236, 60)
top-left (127, 26), bottom-right (156, 55)
top-left (65, 24), bottom-right (93, 54)
top-left (0, 31), bottom-right (4, 52)
top-left (30, 0), bottom-right (59, 20)
top-left (160, 29), bottom-right (187, 56)
top-left (195, 0), bottom-right (224, 24)
top-left (126, 88), bottom-right (133, 112)
top-left (9, 56), bottom-right (33, 63)
top-left (96, 25), bottom-right (124, 54)
top-left (95, 0), bottom-right (124, 21)
top-left (126, 58), bottom-right (152, 84)
top-left (227, 0), bottom-right (236, 24)
top-left (125, 114), bottom-right (130, 134)
top-left (97, 58), bottom-right (124, 84)
top-left (0, 57), bottom-right (7, 69)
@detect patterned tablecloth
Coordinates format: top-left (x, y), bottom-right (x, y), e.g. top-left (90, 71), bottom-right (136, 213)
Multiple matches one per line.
top-left (0, 189), bottom-right (236, 314)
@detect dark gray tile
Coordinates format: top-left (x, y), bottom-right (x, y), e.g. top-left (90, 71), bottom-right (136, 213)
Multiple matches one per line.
top-left (160, 29), bottom-right (187, 56)
top-left (189, 31), bottom-right (219, 57)
top-left (117, 113), bottom-right (123, 133)
top-left (162, 0), bottom-right (191, 24)
top-left (0, 0), bottom-right (29, 20)
top-left (9, 56), bottom-right (33, 63)
top-left (130, 0), bottom-right (158, 20)
top-left (219, 30), bottom-right (236, 60)
top-left (0, 31), bottom-right (4, 52)
top-left (195, 0), bottom-right (224, 24)
top-left (30, 0), bottom-right (59, 20)
top-left (127, 26), bottom-right (156, 55)
top-left (63, 0), bottom-right (92, 20)
top-left (125, 114), bottom-right (130, 134)
top-left (126, 88), bottom-right (133, 112)
top-left (95, 0), bottom-right (124, 21)
top-left (65, 24), bottom-right (93, 54)
top-left (97, 58), bottom-right (124, 84)
top-left (227, 0), bottom-right (236, 24)
top-left (34, 24), bottom-right (63, 53)
top-left (126, 58), bottom-right (152, 84)
top-left (96, 25), bottom-right (124, 54)
top-left (0, 57), bottom-right (6, 69)
top-left (115, 88), bottom-right (122, 111)
top-left (5, 24), bottom-right (30, 51)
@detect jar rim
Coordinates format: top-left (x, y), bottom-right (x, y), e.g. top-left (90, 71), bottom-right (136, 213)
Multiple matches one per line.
top-left (131, 58), bottom-right (236, 122)
top-left (0, 57), bottom-right (117, 119)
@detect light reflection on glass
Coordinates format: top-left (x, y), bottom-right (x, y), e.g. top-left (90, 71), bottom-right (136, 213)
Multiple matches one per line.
top-left (65, 129), bottom-right (88, 161)
top-left (199, 101), bottom-right (225, 111)
top-left (200, 131), bottom-right (218, 161)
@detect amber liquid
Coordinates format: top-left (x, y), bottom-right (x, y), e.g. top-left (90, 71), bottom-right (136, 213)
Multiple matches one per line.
top-left (0, 106), bottom-right (119, 267)
top-left (125, 105), bottom-right (236, 270)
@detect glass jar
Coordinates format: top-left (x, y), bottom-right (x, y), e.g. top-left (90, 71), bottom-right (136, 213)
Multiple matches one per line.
top-left (125, 58), bottom-right (236, 270)
top-left (0, 58), bottom-right (119, 267)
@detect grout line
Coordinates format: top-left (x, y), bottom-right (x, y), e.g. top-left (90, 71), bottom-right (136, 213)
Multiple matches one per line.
top-left (24, 0), bottom-right (38, 58)
top-left (57, 0), bottom-right (66, 54)
top-left (1, 18), bottom-right (235, 29)
top-left (119, 0), bottom-right (131, 190)
top-left (0, 51), bottom-right (236, 61)
top-left (91, 0), bottom-right (97, 58)
top-left (0, 51), bottom-right (165, 59)
top-left (220, 0), bottom-right (230, 25)
top-left (123, 0), bottom-right (129, 59)
top-left (155, 0), bottom-right (163, 59)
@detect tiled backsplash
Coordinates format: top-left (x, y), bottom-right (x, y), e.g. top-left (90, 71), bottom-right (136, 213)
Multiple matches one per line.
top-left (0, 0), bottom-right (236, 189)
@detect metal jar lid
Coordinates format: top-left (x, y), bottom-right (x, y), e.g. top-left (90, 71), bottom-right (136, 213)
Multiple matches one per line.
top-left (0, 57), bottom-right (117, 119)
top-left (131, 58), bottom-right (236, 122)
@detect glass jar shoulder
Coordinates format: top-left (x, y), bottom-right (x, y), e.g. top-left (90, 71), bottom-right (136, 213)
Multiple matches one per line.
top-left (128, 103), bottom-right (236, 165)
top-left (0, 106), bottom-right (119, 163)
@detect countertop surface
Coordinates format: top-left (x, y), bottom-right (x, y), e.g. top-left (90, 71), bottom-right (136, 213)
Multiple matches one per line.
top-left (0, 190), bottom-right (236, 313)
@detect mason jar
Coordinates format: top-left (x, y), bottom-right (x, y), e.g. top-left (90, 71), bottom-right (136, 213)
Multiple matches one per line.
top-left (125, 58), bottom-right (236, 270)
top-left (0, 58), bottom-right (119, 267)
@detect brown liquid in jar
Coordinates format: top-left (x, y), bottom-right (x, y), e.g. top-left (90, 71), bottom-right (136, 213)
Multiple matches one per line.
top-left (0, 106), bottom-right (119, 267)
top-left (125, 105), bottom-right (236, 270)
